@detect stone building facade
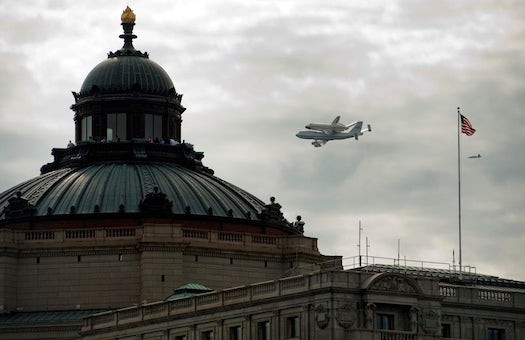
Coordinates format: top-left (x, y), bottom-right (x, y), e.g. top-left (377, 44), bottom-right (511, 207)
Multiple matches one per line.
top-left (0, 222), bottom-right (339, 339)
top-left (79, 268), bottom-right (525, 340)
top-left (0, 223), bottom-right (336, 312)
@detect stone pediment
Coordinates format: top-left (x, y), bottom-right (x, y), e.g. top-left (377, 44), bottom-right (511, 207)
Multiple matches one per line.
top-left (362, 273), bottom-right (422, 295)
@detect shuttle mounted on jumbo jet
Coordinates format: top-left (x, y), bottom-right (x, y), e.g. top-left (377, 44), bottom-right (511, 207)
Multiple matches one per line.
top-left (296, 115), bottom-right (371, 147)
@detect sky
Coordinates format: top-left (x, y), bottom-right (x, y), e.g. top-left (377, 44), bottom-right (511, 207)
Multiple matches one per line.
top-left (1, 0), bottom-right (524, 281)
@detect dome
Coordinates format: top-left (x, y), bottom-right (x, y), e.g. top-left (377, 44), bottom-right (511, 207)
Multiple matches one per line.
top-left (71, 8), bottom-right (185, 143)
top-left (0, 141), bottom-right (299, 234)
top-left (76, 6), bottom-right (175, 98)
top-left (0, 162), bottom-right (265, 220)
top-left (79, 56), bottom-right (175, 95)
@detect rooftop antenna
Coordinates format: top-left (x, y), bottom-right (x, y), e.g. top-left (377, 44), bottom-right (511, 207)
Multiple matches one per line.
top-left (397, 238), bottom-right (400, 266)
top-left (357, 220), bottom-right (363, 266)
top-left (366, 236), bottom-right (370, 266)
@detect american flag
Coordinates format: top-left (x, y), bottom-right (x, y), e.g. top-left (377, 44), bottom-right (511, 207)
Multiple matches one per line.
top-left (460, 114), bottom-right (476, 136)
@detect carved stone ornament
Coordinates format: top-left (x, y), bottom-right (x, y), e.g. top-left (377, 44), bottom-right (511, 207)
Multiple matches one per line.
top-left (139, 186), bottom-right (173, 213)
top-left (336, 302), bottom-right (357, 329)
top-left (258, 197), bottom-right (291, 229)
top-left (409, 306), bottom-right (421, 333)
top-left (422, 310), bottom-right (441, 335)
top-left (3, 191), bottom-right (37, 219)
top-left (370, 275), bottom-right (417, 294)
top-left (364, 303), bottom-right (376, 329)
top-left (315, 304), bottom-right (330, 329)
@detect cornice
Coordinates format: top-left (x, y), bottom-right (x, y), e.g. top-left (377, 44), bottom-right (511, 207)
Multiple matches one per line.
top-left (0, 246), bottom-right (19, 257)
top-left (0, 324), bottom-right (81, 333)
top-left (183, 247), bottom-right (286, 263)
top-left (18, 247), bottom-right (138, 258)
top-left (136, 242), bottom-right (187, 253)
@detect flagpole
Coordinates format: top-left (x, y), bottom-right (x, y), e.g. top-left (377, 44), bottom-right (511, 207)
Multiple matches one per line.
top-left (457, 107), bottom-right (462, 276)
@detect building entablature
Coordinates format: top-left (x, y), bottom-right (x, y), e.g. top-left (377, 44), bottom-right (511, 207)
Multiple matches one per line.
top-left (0, 224), bottom-right (325, 258)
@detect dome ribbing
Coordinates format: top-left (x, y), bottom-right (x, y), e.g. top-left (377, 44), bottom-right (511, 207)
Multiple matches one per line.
top-left (79, 56), bottom-right (175, 96)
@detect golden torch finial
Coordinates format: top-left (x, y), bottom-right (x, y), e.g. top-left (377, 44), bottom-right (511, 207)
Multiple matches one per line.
top-left (121, 6), bottom-right (136, 24)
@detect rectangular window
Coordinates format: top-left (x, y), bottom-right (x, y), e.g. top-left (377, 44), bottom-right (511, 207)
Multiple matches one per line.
top-left (82, 116), bottom-right (93, 141)
top-left (286, 316), bottom-right (299, 338)
top-left (442, 323), bottom-right (451, 338)
top-left (117, 113), bottom-right (126, 140)
top-left (107, 113), bottom-right (126, 141)
top-left (257, 321), bottom-right (270, 340)
top-left (201, 330), bottom-right (214, 340)
top-left (229, 326), bottom-right (242, 340)
top-left (174, 336), bottom-right (187, 340)
top-left (487, 328), bottom-right (505, 340)
top-left (144, 114), bottom-right (162, 140)
top-left (376, 313), bottom-right (394, 330)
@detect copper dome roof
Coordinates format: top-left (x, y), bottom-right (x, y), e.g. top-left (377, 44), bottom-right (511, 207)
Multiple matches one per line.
top-left (79, 56), bottom-right (175, 96)
top-left (0, 162), bottom-right (264, 220)
top-left (0, 142), bottom-right (299, 234)
top-left (76, 6), bottom-right (176, 99)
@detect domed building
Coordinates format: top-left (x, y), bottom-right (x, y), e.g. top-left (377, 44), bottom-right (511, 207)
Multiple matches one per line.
top-left (0, 7), bottom-right (341, 339)
top-left (3, 7), bottom-right (525, 340)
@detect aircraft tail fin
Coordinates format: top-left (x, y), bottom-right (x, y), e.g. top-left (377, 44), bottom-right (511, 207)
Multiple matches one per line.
top-left (355, 124), bottom-right (371, 140)
top-left (348, 121), bottom-right (363, 133)
top-left (331, 115), bottom-right (341, 125)
top-left (361, 124), bottom-right (371, 133)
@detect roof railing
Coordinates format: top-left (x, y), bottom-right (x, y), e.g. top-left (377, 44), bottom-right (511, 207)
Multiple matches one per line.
top-left (287, 255), bottom-right (478, 276)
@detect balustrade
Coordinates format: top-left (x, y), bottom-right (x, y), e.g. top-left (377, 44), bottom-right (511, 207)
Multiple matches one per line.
top-left (478, 289), bottom-right (511, 302)
top-left (24, 231), bottom-right (55, 240)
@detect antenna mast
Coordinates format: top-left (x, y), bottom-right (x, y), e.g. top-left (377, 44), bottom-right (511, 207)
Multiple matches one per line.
top-left (397, 238), bottom-right (400, 266)
top-left (366, 236), bottom-right (370, 266)
top-left (357, 220), bottom-right (362, 266)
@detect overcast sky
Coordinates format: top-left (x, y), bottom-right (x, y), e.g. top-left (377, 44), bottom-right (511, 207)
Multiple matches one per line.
top-left (1, 0), bottom-right (524, 281)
